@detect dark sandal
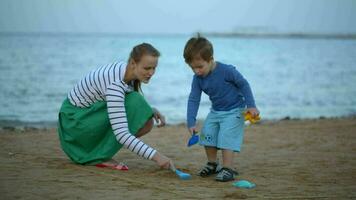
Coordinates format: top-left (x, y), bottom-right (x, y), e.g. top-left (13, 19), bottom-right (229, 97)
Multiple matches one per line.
top-left (215, 167), bottom-right (238, 182)
top-left (197, 162), bottom-right (218, 177)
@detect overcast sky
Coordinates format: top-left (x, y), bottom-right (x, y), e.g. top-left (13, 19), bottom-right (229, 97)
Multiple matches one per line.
top-left (1, 0), bottom-right (356, 34)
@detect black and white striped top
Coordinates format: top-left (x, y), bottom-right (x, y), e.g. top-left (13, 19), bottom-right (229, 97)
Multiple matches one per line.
top-left (68, 61), bottom-right (157, 160)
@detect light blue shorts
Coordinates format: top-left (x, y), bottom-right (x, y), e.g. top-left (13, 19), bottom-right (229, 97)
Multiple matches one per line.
top-left (200, 107), bottom-right (245, 152)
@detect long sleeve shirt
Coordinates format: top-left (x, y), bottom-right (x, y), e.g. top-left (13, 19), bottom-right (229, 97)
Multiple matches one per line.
top-left (68, 61), bottom-right (156, 160)
top-left (187, 61), bottom-right (256, 128)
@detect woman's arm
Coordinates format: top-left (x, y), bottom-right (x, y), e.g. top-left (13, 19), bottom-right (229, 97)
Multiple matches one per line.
top-left (106, 81), bottom-right (156, 160)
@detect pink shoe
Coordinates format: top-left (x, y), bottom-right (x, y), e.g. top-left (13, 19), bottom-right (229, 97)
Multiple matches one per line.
top-left (95, 162), bottom-right (129, 171)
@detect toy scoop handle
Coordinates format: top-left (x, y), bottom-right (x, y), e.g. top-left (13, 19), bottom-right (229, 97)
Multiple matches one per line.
top-left (169, 161), bottom-right (176, 172)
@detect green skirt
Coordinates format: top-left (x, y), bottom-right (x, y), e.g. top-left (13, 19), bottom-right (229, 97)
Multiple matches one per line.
top-left (57, 92), bottom-right (153, 165)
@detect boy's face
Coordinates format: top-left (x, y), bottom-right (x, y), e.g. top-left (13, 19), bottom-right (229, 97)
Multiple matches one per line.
top-left (189, 57), bottom-right (214, 77)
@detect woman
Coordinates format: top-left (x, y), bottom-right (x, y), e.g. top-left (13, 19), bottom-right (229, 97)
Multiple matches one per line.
top-left (58, 43), bottom-right (172, 170)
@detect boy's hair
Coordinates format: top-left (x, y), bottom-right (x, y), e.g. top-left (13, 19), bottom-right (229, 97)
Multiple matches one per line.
top-left (128, 43), bottom-right (160, 92)
top-left (183, 36), bottom-right (214, 64)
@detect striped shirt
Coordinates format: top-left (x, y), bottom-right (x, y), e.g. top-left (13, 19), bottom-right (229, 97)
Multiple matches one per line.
top-left (68, 61), bottom-right (157, 160)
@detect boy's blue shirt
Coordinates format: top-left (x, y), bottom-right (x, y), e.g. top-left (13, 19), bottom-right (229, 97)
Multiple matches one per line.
top-left (187, 61), bottom-right (256, 128)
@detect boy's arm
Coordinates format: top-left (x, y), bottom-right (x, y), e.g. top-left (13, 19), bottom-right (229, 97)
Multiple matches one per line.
top-left (228, 67), bottom-right (256, 108)
top-left (187, 76), bottom-right (202, 128)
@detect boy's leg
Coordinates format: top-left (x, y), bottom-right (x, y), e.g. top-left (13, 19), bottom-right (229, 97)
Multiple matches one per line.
top-left (198, 145), bottom-right (219, 177)
top-left (205, 146), bottom-right (218, 163)
top-left (215, 108), bottom-right (244, 181)
top-left (198, 111), bottom-right (220, 177)
top-left (201, 110), bottom-right (220, 163)
top-left (222, 149), bottom-right (234, 168)
top-left (217, 107), bottom-right (245, 156)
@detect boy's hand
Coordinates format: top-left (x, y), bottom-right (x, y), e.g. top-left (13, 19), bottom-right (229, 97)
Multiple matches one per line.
top-left (245, 108), bottom-right (261, 123)
top-left (152, 108), bottom-right (166, 127)
top-left (189, 127), bottom-right (197, 135)
top-left (246, 108), bottom-right (259, 118)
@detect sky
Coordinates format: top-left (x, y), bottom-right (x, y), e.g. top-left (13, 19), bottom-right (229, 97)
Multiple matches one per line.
top-left (0, 0), bottom-right (356, 34)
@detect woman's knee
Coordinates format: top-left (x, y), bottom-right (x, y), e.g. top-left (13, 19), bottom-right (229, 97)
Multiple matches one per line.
top-left (144, 118), bottom-right (154, 132)
top-left (136, 118), bottom-right (154, 137)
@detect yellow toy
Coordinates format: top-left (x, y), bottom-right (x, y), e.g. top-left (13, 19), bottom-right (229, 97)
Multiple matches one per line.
top-left (244, 112), bottom-right (261, 123)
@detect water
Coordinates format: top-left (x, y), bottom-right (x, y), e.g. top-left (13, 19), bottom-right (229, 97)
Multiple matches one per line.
top-left (1, 33), bottom-right (356, 126)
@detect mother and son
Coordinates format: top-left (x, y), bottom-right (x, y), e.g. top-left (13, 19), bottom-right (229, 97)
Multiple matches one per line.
top-left (57, 36), bottom-right (260, 182)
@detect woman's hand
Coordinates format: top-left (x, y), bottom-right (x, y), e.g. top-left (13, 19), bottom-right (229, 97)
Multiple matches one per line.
top-left (152, 152), bottom-right (171, 169)
top-left (152, 107), bottom-right (166, 127)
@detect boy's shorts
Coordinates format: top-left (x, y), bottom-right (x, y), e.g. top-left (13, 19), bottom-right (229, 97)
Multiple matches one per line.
top-left (200, 107), bottom-right (245, 152)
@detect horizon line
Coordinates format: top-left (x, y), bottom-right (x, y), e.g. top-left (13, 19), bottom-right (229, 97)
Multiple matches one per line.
top-left (1, 31), bottom-right (356, 40)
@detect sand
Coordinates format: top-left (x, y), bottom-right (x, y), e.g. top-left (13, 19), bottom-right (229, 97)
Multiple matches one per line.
top-left (0, 118), bottom-right (355, 200)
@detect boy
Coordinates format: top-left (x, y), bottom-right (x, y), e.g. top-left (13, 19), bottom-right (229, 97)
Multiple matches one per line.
top-left (184, 36), bottom-right (259, 182)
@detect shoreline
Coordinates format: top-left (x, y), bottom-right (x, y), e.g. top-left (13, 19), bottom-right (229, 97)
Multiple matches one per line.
top-left (1, 115), bottom-right (355, 130)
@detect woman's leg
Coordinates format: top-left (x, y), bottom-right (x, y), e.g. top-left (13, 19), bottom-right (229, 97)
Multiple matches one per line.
top-left (103, 117), bottom-right (153, 166)
top-left (136, 118), bottom-right (154, 138)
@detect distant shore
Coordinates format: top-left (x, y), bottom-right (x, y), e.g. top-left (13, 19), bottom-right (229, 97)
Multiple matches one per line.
top-left (204, 32), bottom-right (356, 40)
top-left (1, 31), bottom-right (356, 40)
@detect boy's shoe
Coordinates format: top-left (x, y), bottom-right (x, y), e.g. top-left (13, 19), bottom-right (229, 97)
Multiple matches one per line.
top-left (215, 167), bottom-right (239, 182)
top-left (197, 162), bottom-right (219, 177)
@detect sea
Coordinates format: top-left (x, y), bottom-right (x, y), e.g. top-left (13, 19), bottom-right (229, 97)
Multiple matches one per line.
top-left (1, 33), bottom-right (356, 127)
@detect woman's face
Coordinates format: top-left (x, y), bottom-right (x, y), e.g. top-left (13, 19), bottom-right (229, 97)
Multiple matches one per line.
top-left (133, 55), bottom-right (158, 83)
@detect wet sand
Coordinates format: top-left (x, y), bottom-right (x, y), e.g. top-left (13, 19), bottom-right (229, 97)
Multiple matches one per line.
top-left (0, 118), bottom-right (355, 199)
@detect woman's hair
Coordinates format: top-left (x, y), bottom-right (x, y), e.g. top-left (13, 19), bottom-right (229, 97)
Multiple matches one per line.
top-left (128, 43), bottom-right (160, 92)
top-left (183, 36), bottom-right (213, 64)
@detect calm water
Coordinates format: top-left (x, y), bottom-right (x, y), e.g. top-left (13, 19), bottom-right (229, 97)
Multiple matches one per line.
top-left (1, 34), bottom-right (356, 126)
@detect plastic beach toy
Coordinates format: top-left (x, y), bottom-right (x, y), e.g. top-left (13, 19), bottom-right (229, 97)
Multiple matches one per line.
top-left (187, 131), bottom-right (199, 147)
top-left (244, 112), bottom-right (261, 124)
top-left (170, 163), bottom-right (192, 180)
top-left (175, 169), bottom-right (192, 180)
top-left (232, 180), bottom-right (256, 189)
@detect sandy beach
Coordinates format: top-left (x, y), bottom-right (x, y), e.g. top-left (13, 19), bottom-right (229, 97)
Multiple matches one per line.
top-left (0, 117), bottom-right (355, 200)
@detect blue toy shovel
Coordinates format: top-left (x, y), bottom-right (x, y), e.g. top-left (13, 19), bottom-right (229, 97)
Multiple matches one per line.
top-left (187, 131), bottom-right (199, 147)
top-left (232, 180), bottom-right (256, 189)
top-left (170, 162), bottom-right (191, 180)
